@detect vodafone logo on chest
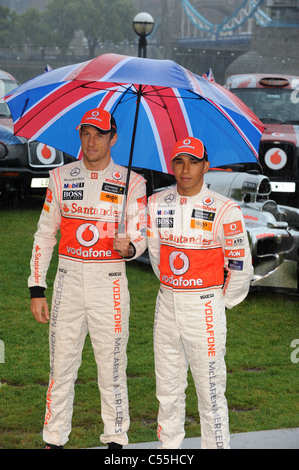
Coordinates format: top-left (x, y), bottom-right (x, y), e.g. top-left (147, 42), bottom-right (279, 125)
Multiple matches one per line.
top-left (169, 251), bottom-right (189, 275)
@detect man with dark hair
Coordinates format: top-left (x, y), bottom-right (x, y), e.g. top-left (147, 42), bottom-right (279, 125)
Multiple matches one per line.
top-left (148, 137), bottom-right (253, 449)
top-left (29, 108), bottom-right (147, 449)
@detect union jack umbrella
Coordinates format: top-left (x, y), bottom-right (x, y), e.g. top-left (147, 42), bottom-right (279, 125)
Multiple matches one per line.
top-left (4, 53), bottom-right (264, 175)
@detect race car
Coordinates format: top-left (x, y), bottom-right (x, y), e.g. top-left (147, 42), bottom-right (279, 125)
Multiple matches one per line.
top-left (205, 169), bottom-right (299, 296)
top-left (137, 168), bottom-right (299, 296)
top-left (224, 74), bottom-right (299, 208)
top-left (0, 69), bottom-right (76, 201)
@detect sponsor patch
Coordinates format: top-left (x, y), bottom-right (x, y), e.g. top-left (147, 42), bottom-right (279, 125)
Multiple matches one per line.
top-left (63, 190), bottom-right (83, 200)
top-left (192, 209), bottom-right (215, 221)
top-left (223, 220), bottom-right (243, 236)
top-left (226, 237), bottom-right (244, 246)
top-left (102, 182), bottom-right (125, 195)
top-left (156, 217), bottom-right (173, 228)
top-left (228, 259), bottom-right (244, 271)
top-left (46, 188), bottom-right (52, 203)
top-left (43, 203), bottom-right (50, 213)
top-left (64, 182), bottom-right (84, 189)
top-left (157, 209), bottom-right (174, 215)
top-left (137, 196), bottom-right (147, 210)
top-left (190, 219), bottom-right (213, 231)
top-left (225, 249), bottom-right (245, 258)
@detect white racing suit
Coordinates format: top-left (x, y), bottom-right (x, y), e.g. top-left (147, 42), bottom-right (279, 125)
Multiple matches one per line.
top-left (147, 183), bottom-right (253, 449)
top-left (28, 159), bottom-right (147, 447)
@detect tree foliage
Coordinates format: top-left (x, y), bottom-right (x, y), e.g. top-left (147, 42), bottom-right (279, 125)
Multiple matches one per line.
top-left (1, 0), bottom-right (138, 58)
top-left (0, 6), bottom-right (22, 48)
top-left (71, 0), bottom-right (137, 58)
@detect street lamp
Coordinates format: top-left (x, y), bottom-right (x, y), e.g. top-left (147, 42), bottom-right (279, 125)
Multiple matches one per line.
top-left (133, 12), bottom-right (154, 58)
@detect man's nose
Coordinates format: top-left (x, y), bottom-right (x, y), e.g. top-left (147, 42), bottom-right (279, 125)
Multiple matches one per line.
top-left (182, 161), bottom-right (190, 172)
top-left (88, 135), bottom-right (96, 146)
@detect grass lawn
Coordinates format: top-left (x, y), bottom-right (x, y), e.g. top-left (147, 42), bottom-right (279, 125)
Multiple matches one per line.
top-left (0, 200), bottom-right (298, 448)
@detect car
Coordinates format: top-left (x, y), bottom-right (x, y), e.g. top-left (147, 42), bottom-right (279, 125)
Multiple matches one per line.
top-left (224, 73), bottom-right (299, 208)
top-left (205, 169), bottom-right (299, 296)
top-left (0, 69), bottom-right (76, 201)
top-left (137, 168), bottom-right (299, 296)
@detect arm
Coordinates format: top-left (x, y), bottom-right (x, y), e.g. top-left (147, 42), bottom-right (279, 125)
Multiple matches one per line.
top-left (120, 171), bottom-right (147, 260)
top-left (147, 193), bottom-right (161, 279)
top-left (28, 171), bottom-right (61, 321)
top-left (113, 232), bottom-right (135, 258)
top-left (220, 204), bottom-right (253, 309)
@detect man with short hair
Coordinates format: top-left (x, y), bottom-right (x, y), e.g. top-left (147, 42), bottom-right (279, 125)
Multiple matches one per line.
top-left (147, 137), bottom-right (253, 449)
top-left (29, 108), bottom-right (147, 449)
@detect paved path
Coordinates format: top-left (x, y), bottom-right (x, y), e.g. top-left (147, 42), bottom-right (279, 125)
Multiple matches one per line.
top-left (96, 428), bottom-right (299, 449)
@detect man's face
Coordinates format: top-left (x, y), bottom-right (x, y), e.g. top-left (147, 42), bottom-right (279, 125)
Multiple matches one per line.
top-left (171, 153), bottom-right (210, 196)
top-left (79, 125), bottom-right (117, 170)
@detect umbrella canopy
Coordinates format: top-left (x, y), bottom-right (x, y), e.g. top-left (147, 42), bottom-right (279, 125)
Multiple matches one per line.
top-left (4, 53), bottom-right (264, 172)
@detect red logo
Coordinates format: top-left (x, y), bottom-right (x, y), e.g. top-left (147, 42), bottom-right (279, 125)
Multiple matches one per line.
top-left (223, 220), bottom-right (243, 236)
top-left (46, 188), bottom-right (52, 203)
top-left (112, 171), bottom-right (123, 180)
top-left (91, 173), bottom-right (98, 179)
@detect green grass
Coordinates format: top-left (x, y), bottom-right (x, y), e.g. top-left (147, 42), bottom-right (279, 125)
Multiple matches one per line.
top-left (0, 200), bottom-right (298, 449)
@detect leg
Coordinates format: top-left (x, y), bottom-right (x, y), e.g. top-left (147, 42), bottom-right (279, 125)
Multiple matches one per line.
top-left (182, 291), bottom-right (230, 449)
top-left (154, 288), bottom-right (189, 449)
top-left (43, 267), bottom-right (88, 447)
top-left (87, 270), bottom-right (130, 446)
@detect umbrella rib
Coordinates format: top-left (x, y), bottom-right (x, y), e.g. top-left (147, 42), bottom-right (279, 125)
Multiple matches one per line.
top-left (15, 81), bottom-right (137, 133)
top-left (151, 85), bottom-right (179, 140)
top-left (15, 81), bottom-right (103, 132)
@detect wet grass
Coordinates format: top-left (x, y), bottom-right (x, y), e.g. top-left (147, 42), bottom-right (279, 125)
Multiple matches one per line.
top-left (0, 202), bottom-right (298, 448)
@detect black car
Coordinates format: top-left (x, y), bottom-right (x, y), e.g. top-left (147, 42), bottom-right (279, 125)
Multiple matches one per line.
top-left (0, 69), bottom-right (76, 200)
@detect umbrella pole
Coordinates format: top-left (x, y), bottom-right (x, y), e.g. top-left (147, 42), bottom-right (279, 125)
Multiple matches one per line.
top-left (118, 85), bottom-right (142, 235)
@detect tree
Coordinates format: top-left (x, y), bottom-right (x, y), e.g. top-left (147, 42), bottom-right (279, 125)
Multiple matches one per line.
top-left (21, 8), bottom-right (55, 59)
top-left (71, 0), bottom-right (137, 58)
top-left (45, 0), bottom-right (79, 57)
top-left (0, 6), bottom-right (23, 49)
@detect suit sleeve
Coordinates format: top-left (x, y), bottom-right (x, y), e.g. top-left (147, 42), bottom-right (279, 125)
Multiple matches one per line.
top-left (220, 204), bottom-right (253, 309)
top-left (147, 193), bottom-right (161, 279)
top-left (28, 170), bottom-right (61, 290)
top-left (125, 173), bottom-right (147, 260)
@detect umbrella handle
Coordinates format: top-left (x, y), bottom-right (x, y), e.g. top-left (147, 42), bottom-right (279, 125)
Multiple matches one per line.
top-left (118, 85), bottom-right (142, 234)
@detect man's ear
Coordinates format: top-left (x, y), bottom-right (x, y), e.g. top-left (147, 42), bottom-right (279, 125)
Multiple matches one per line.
top-left (110, 132), bottom-right (118, 147)
top-left (203, 160), bottom-right (210, 174)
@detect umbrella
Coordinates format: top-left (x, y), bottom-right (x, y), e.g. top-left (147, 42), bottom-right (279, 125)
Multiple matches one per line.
top-left (4, 53), bottom-right (264, 169)
top-left (4, 53), bottom-right (264, 228)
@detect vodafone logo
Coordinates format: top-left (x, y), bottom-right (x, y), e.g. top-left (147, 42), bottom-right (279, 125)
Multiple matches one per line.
top-left (112, 171), bottom-right (123, 180)
top-left (169, 251), bottom-right (189, 275)
top-left (264, 148), bottom-right (287, 171)
top-left (36, 143), bottom-right (56, 165)
top-left (76, 223), bottom-right (99, 247)
top-left (202, 196), bottom-right (214, 206)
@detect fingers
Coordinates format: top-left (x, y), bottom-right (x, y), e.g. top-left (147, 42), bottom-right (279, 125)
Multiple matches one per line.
top-left (113, 232), bottom-right (131, 257)
top-left (31, 298), bottom-right (50, 324)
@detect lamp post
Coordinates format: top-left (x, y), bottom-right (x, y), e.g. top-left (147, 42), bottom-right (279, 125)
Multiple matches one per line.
top-left (133, 12), bottom-right (154, 58)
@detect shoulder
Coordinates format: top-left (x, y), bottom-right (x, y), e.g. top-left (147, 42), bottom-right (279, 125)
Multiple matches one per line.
top-left (50, 160), bottom-right (81, 179)
top-left (148, 186), bottom-right (176, 205)
top-left (113, 163), bottom-right (146, 186)
top-left (206, 187), bottom-right (239, 210)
